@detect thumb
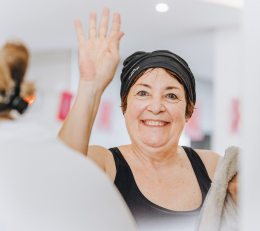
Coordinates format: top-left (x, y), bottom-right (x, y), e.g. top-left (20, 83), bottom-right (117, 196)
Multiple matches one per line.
top-left (109, 31), bottom-right (124, 53)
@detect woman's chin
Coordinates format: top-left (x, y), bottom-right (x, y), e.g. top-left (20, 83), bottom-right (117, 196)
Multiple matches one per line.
top-left (142, 137), bottom-right (167, 148)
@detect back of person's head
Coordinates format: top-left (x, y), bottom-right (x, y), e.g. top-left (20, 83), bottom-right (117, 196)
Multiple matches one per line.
top-left (2, 42), bottom-right (29, 83)
top-left (0, 42), bottom-right (35, 118)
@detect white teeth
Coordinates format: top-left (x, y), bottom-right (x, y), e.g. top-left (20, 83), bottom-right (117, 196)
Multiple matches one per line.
top-left (143, 121), bottom-right (167, 126)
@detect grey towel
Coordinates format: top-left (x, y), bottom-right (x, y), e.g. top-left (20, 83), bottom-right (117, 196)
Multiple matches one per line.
top-left (195, 146), bottom-right (239, 231)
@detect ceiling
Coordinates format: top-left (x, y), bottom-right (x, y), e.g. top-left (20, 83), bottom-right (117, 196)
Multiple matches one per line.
top-left (0, 0), bottom-right (241, 53)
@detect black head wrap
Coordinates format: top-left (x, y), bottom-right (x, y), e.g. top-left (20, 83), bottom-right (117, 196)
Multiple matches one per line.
top-left (120, 50), bottom-right (196, 106)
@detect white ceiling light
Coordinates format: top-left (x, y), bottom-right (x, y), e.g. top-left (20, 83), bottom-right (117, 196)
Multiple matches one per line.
top-left (198, 0), bottom-right (244, 8)
top-left (155, 3), bottom-right (169, 12)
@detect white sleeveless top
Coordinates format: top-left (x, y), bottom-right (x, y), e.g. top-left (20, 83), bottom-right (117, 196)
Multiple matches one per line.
top-left (0, 120), bottom-right (137, 231)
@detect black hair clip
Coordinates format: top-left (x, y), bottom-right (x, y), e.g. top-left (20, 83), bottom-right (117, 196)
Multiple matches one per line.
top-left (3, 80), bottom-right (28, 114)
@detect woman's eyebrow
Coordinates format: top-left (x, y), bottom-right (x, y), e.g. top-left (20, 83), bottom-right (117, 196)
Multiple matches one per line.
top-left (136, 84), bottom-right (181, 91)
top-left (166, 86), bottom-right (180, 90)
top-left (136, 83), bottom-right (151, 88)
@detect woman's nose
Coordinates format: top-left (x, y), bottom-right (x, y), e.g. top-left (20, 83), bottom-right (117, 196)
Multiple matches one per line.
top-left (147, 98), bottom-right (165, 114)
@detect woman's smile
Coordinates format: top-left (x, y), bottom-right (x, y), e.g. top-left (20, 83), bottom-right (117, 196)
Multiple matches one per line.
top-left (141, 120), bottom-right (169, 127)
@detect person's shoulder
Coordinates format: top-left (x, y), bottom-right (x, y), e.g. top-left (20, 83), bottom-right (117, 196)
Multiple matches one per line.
top-left (194, 149), bottom-right (221, 161)
top-left (88, 145), bottom-right (113, 165)
top-left (88, 145), bottom-right (116, 181)
top-left (88, 145), bottom-right (110, 154)
top-left (194, 149), bottom-right (221, 181)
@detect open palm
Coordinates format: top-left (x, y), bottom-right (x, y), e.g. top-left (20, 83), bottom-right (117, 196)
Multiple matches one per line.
top-left (75, 7), bottom-right (124, 92)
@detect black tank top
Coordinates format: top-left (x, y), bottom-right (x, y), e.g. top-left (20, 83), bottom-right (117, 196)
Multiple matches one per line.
top-left (109, 146), bottom-right (212, 231)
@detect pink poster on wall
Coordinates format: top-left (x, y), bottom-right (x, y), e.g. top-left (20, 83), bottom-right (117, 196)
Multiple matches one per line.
top-left (58, 91), bottom-right (73, 121)
top-left (97, 100), bottom-right (113, 131)
top-left (185, 102), bottom-right (205, 142)
top-left (231, 98), bottom-right (241, 134)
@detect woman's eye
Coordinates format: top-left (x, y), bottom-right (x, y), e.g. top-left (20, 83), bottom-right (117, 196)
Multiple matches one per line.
top-left (166, 93), bottom-right (177, 99)
top-left (137, 91), bottom-right (148, 96)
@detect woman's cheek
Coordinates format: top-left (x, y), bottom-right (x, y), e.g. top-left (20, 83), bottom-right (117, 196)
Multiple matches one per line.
top-left (131, 100), bottom-right (148, 116)
top-left (168, 105), bottom-right (186, 122)
top-left (125, 101), bottom-right (144, 127)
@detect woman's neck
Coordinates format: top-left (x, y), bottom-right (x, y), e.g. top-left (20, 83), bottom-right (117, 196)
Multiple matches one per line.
top-left (129, 142), bottom-right (183, 170)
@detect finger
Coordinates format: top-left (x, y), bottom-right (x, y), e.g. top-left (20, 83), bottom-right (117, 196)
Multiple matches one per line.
top-left (98, 7), bottom-right (110, 38)
top-left (89, 12), bottom-right (97, 39)
top-left (74, 19), bottom-right (86, 43)
top-left (109, 12), bottom-right (121, 38)
top-left (109, 31), bottom-right (124, 53)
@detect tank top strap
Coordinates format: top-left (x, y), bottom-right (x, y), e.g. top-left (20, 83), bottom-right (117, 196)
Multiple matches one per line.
top-left (108, 147), bottom-right (135, 202)
top-left (182, 146), bottom-right (212, 202)
top-left (109, 147), bottom-right (128, 169)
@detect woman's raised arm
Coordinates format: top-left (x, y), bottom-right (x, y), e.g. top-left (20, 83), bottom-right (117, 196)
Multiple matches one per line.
top-left (58, 7), bottom-right (124, 156)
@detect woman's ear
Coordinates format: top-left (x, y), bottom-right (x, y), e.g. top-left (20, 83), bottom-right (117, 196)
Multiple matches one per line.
top-left (185, 117), bottom-right (189, 123)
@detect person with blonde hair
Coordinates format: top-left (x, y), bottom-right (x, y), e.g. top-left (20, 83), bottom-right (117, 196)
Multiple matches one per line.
top-left (0, 42), bottom-right (137, 231)
top-left (0, 42), bottom-right (35, 118)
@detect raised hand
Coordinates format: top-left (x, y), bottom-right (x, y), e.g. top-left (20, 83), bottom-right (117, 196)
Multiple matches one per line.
top-left (59, 8), bottom-right (124, 155)
top-left (74, 7), bottom-right (124, 92)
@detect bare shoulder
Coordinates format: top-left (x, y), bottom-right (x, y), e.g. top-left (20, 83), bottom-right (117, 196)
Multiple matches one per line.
top-left (88, 145), bottom-right (116, 182)
top-left (194, 149), bottom-right (221, 181)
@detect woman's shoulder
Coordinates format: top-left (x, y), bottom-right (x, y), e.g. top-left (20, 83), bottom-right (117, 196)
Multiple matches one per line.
top-left (88, 145), bottom-right (116, 181)
top-left (88, 145), bottom-right (110, 155)
top-left (194, 149), bottom-right (221, 181)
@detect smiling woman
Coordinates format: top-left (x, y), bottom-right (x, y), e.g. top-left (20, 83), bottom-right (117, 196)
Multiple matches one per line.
top-left (107, 57), bottom-right (216, 230)
top-left (58, 7), bottom-right (230, 231)
top-left (124, 68), bottom-right (188, 149)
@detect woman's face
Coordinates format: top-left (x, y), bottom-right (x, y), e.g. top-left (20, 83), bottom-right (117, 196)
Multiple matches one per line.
top-left (125, 68), bottom-right (187, 149)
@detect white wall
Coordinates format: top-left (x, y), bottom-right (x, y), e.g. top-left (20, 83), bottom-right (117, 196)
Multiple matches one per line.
top-left (20, 50), bottom-right (71, 135)
top-left (241, 0), bottom-right (260, 229)
top-left (196, 79), bottom-right (213, 135)
top-left (120, 31), bottom-right (214, 81)
top-left (89, 62), bottom-right (132, 148)
top-left (212, 26), bottom-right (243, 155)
